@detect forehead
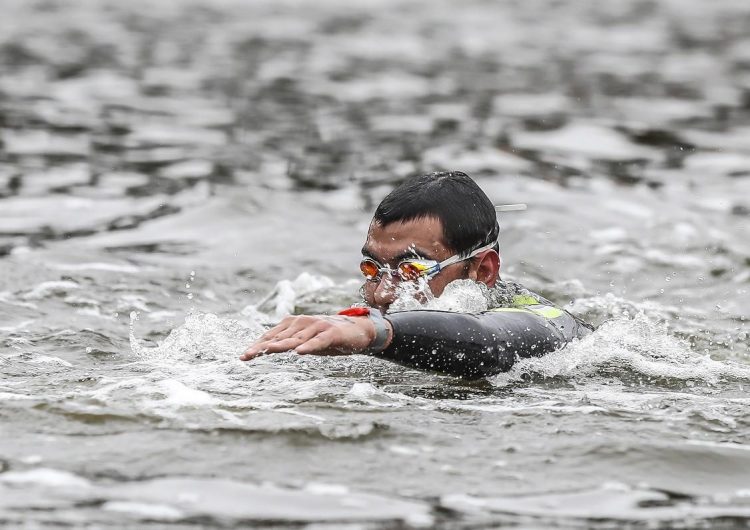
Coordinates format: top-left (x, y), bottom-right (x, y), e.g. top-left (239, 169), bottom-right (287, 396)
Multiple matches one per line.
top-left (364, 217), bottom-right (450, 260)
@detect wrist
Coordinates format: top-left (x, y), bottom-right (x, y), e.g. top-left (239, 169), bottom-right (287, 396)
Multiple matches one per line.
top-left (337, 307), bottom-right (392, 354)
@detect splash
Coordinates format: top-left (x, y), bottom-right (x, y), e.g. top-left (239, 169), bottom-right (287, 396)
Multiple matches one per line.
top-left (567, 292), bottom-right (706, 328)
top-left (388, 279), bottom-right (489, 313)
top-left (129, 276), bottom-right (750, 394)
top-left (108, 310), bottom-right (321, 423)
top-left (129, 311), bottom-right (263, 361)
top-left (492, 311), bottom-right (750, 387)
top-left (246, 272), bottom-right (336, 320)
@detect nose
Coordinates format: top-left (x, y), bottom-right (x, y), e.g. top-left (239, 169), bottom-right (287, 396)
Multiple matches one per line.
top-left (372, 275), bottom-right (398, 312)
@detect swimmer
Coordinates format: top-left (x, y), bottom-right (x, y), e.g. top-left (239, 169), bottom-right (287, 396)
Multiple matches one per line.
top-left (241, 171), bottom-right (591, 378)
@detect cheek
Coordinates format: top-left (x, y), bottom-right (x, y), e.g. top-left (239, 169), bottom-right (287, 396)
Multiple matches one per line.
top-left (429, 267), bottom-right (467, 296)
top-left (427, 275), bottom-right (449, 297)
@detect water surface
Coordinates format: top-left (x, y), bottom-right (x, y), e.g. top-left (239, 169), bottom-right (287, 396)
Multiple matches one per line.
top-left (1, 0), bottom-right (749, 527)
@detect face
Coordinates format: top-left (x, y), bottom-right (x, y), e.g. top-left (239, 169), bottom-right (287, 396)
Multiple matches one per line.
top-left (361, 217), bottom-right (474, 313)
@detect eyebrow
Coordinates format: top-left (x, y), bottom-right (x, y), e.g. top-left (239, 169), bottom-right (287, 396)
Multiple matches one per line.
top-left (361, 246), bottom-right (436, 263)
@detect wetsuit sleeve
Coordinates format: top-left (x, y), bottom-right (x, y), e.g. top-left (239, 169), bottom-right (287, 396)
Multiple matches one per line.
top-left (375, 309), bottom-right (586, 379)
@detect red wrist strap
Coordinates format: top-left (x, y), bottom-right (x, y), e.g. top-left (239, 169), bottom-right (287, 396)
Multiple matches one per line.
top-left (338, 307), bottom-right (370, 317)
top-left (337, 306), bottom-right (388, 354)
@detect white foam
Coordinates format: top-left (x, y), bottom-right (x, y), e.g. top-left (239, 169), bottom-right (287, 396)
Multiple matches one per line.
top-left (102, 501), bottom-right (184, 520)
top-left (304, 483), bottom-right (350, 495)
top-left (50, 262), bottom-right (140, 273)
top-left (388, 279), bottom-right (488, 313)
top-left (159, 379), bottom-right (216, 407)
top-left (100, 476), bottom-right (434, 524)
top-left (388, 445), bottom-right (420, 456)
top-left (685, 440), bottom-right (750, 453)
top-left (345, 382), bottom-right (413, 407)
top-left (27, 355), bottom-right (73, 368)
top-left (492, 312), bottom-right (750, 387)
top-left (246, 272), bottom-right (336, 320)
top-left (0, 468), bottom-right (90, 489)
top-left (146, 310), bottom-right (178, 321)
top-left (130, 311), bottom-right (262, 361)
top-left (21, 280), bottom-right (79, 300)
top-left (568, 292), bottom-right (706, 325)
top-left (0, 392), bottom-right (34, 401)
top-left (442, 484), bottom-right (750, 521)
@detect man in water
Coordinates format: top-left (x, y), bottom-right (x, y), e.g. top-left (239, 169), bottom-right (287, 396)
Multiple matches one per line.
top-left (241, 171), bottom-right (590, 378)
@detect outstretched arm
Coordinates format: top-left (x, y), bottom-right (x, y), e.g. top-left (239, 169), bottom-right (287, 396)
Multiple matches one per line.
top-left (240, 314), bottom-right (391, 360)
top-left (241, 308), bottom-right (578, 379)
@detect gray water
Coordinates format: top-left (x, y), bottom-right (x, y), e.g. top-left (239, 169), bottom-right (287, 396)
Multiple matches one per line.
top-left (1, 0), bottom-right (750, 528)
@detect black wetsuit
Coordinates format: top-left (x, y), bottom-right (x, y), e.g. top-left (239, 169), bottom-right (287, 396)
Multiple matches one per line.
top-left (374, 281), bottom-right (592, 379)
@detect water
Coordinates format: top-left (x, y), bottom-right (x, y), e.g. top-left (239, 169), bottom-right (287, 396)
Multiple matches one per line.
top-left (1, 0), bottom-right (749, 527)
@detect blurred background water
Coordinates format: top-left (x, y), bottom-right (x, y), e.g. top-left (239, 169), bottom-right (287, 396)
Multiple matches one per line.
top-left (1, 0), bottom-right (749, 527)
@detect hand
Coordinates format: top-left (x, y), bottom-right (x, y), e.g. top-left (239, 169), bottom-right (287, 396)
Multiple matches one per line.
top-left (240, 314), bottom-right (391, 361)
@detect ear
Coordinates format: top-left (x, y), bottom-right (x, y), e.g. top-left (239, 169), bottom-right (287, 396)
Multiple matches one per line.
top-left (469, 250), bottom-right (500, 287)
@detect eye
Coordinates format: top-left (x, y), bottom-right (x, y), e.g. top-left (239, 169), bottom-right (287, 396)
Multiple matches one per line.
top-left (359, 260), bottom-right (380, 280)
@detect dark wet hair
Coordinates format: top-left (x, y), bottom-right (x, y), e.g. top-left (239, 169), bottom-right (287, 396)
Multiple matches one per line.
top-left (373, 171), bottom-right (500, 257)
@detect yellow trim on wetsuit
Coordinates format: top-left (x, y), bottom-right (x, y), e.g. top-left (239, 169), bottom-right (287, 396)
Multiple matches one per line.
top-left (489, 295), bottom-right (565, 320)
top-left (527, 305), bottom-right (564, 319)
top-left (511, 295), bottom-right (539, 306)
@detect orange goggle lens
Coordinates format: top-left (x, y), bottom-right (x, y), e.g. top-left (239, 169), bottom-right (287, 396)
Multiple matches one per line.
top-left (359, 260), bottom-right (381, 280)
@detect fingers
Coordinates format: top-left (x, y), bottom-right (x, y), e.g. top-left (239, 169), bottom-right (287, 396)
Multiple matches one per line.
top-left (254, 326), bottom-right (321, 357)
top-left (239, 314), bottom-right (371, 362)
top-left (295, 331), bottom-right (334, 355)
top-left (240, 316), bottom-right (326, 361)
top-left (256, 319), bottom-right (294, 342)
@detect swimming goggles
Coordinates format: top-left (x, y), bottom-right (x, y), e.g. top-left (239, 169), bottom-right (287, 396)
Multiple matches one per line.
top-left (360, 241), bottom-right (496, 282)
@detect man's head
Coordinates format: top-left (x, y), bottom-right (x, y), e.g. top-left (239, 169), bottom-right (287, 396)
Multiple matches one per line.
top-left (361, 171), bottom-right (501, 312)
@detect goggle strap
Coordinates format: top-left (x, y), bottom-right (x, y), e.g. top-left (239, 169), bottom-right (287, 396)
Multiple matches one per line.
top-left (495, 203), bottom-right (527, 212)
top-left (436, 241), bottom-right (496, 269)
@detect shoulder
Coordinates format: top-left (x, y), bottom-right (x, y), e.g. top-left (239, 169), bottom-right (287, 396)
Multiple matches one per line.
top-left (485, 280), bottom-right (593, 335)
top-left (486, 279), bottom-right (549, 308)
